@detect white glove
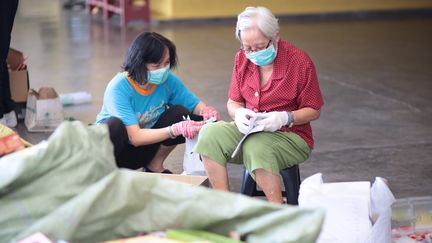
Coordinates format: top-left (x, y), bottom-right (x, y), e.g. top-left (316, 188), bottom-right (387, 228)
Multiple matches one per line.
top-left (255, 111), bottom-right (291, 132)
top-left (234, 108), bottom-right (256, 134)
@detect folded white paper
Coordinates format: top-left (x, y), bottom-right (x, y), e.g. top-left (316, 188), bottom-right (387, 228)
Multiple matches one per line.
top-left (231, 116), bottom-right (264, 158)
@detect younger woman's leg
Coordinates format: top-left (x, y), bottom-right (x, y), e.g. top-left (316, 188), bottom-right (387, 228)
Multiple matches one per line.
top-left (153, 105), bottom-right (200, 146)
top-left (146, 105), bottom-right (199, 172)
top-left (104, 116), bottom-right (128, 164)
top-left (103, 116), bottom-right (159, 170)
top-left (104, 105), bottom-right (201, 171)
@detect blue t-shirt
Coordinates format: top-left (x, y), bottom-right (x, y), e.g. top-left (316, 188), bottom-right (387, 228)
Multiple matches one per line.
top-left (96, 72), bottom-right (199, 128)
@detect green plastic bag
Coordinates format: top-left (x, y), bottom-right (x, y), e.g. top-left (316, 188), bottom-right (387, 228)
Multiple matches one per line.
top-left (0, 121), bottom-right (324, 243)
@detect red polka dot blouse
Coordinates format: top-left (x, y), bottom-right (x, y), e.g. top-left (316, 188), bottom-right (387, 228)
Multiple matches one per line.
top-left (229, 39), bottom-right (324, 149)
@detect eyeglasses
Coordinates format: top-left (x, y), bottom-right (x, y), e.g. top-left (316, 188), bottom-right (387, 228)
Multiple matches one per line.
top-left (241, 40), bottom-right (271, 54)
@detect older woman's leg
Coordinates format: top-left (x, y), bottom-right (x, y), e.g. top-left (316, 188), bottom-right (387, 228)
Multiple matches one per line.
top-left (202, 156), bottom-right (229, 191)
top-left (194, 121), bottom-right (243, 191)
top-left (255, 169), bottom-right (283, 203)
top-left (242, 131), bottom-right (311, 204)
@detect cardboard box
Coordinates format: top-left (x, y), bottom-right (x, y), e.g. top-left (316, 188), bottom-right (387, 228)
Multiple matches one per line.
top-left (24, 87), bottom-right (64, 132)
top-left (144, 173), bottom-right (209, 187)
top-left (7, 48), bottom-right (29, 103)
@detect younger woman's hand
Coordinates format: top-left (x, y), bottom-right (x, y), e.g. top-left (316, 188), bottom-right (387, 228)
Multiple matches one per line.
top-left (170, 120), bottom-right (205, 139)
top-left (200, 106), bottom-right (220, 121)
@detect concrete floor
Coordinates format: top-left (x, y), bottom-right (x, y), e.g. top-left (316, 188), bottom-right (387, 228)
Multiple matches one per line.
top-left (11, 0), bottom-right (432, 199)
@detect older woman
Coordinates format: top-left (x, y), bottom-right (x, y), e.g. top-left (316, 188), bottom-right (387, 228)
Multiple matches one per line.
top-left (194, 6), bottom-right (324, 203)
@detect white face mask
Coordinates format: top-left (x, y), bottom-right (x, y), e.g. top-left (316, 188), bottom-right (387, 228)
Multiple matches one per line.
top-left (147, 65), bottom-right (170, 85)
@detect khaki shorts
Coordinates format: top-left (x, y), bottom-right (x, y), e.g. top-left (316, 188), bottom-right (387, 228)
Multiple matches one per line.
top-left (193, 121), bottom-right (311, 177)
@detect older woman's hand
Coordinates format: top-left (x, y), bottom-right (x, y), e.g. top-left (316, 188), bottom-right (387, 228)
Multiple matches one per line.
top-left (234, 108), bottom-right (256, 134)
top-left (255, 111), bottom-right (293, 132)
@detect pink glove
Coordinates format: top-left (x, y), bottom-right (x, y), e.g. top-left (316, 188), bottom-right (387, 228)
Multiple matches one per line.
top-left (200, 106), bottom-right (220, 121)
top-left (170, 120), bottom-right (205, 139)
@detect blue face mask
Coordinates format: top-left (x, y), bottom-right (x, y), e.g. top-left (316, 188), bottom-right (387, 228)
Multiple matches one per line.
top-left (147, 66), bottom-right (170, 85)
top-left (245, 44), bottom-right (276, 66)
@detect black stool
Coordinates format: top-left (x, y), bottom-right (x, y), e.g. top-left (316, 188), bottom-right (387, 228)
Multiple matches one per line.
top-left (241, 165), bottom-right (301, 205)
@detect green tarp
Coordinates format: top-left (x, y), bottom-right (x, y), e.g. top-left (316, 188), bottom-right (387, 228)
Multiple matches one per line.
top-left (0, 122), bottom-right (324, 243)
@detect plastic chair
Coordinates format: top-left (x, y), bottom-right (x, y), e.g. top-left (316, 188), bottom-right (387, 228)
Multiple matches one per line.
top-left (241, 165), bottom-right (301, 205)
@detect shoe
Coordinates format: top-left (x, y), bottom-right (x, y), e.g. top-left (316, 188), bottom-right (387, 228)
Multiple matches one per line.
top-left (0, 110), bottom-right (17, 128)
top-left (144, 167), bottom-right (173, 174)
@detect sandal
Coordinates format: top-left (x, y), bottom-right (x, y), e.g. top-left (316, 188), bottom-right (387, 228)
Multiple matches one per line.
top-left (144, 167), bottom-right (173, 174)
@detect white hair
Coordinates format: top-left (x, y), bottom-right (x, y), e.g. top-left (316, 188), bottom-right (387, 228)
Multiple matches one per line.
top-left (235, 6), bottom-right (279, 41)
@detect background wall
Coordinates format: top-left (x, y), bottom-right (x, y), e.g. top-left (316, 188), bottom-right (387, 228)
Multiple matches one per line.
top-left (150, 0), bottom-right (432, 20)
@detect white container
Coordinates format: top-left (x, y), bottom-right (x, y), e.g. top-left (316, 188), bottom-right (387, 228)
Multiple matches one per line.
top-left (391, 196), bottom-right (432, 242)
top-left (59, 91), bottom-right (92, 106)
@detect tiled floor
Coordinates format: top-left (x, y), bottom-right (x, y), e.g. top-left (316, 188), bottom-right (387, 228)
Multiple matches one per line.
top-left (10, 0), bottom-right (432, 198)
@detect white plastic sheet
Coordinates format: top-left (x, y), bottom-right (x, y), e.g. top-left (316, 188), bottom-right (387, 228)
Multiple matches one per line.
top-left (364, 177), bottom-right (395, 243)
top-left (299, 173), bottom-right (395, 243)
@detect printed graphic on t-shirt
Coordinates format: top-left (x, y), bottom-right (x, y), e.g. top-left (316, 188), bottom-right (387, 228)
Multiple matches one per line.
top-left (138, 100), bottom-right (166, 128)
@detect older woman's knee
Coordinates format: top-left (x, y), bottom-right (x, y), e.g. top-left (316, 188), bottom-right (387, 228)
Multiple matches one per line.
top-left (242, 137), bottom-right (269, 157)
top-left (199, 122), bottom-right (228, 140)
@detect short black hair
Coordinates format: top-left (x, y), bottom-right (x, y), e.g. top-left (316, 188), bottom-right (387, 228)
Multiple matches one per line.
top-left (123, 32), bottom-right (178, 84)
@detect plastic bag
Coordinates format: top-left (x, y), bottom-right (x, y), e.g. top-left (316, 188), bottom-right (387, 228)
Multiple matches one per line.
top-left (183, 136), bottom-right (206, 176)
top-left (299, 173), bottom-right (372, 243)
top-left (299, 174), bottom-right (396, 243)
top-left (364, 177), bottom-right (395, 243)
top-left (0, 122), bottom-right (325, 243)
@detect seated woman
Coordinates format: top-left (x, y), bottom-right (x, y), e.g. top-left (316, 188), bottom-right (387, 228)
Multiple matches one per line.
top-left (194, 6), bottom-right (324, 203)
top-left (96, 32), bottom-right (219, 174)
